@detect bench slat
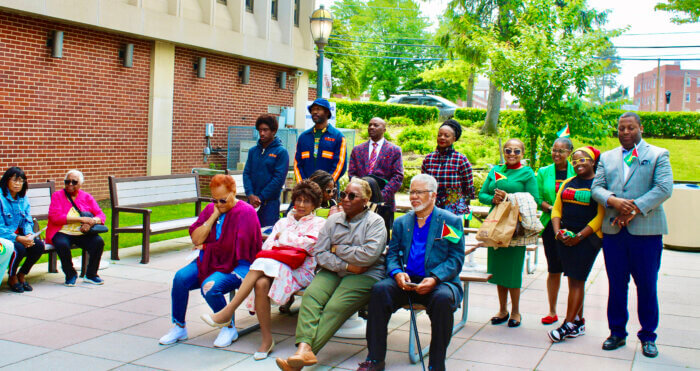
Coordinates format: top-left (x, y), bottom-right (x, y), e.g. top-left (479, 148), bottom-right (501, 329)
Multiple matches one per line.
top-left (119, 217), bottom-right (198, 233)
top-left (117, 192), bottom-right (198, 207)
top-left (116, 177), bottom-right (196, 191)
top-left (117, 183), bottom-right (196, 198)
top-left (459, 272), bottom-right (492, 282)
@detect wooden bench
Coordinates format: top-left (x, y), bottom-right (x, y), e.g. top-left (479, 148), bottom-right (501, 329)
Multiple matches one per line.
top-left (27, 181), bottom-right (89, 275)
top-left (109, 174), bottom-right (209, 264)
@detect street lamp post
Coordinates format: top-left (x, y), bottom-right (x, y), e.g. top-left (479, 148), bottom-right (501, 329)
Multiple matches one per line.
top-left (310, 5), bottom-right (333, 99)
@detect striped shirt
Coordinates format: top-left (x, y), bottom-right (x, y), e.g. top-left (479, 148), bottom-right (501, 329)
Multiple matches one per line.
top-left (421, 147), bottom-right (475, 216)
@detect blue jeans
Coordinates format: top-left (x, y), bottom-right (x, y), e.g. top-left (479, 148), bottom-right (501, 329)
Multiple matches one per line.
top-left (257, 199), bottom-right (280, 228)
top-left (170, 261), bottom-right (245, 326)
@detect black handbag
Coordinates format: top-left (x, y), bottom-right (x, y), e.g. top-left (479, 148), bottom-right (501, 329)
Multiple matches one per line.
top-left (64, 190), bottom-right (108, 235)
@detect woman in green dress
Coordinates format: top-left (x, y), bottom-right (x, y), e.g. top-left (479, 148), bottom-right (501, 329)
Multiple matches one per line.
top-left (479, 138), bottom-right (540, 328)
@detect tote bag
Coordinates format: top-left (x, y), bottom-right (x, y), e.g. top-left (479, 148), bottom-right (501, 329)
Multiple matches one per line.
top-left (475, 196), bottom-right (520, 248)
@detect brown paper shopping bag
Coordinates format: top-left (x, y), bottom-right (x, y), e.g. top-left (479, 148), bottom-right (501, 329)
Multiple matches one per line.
top-left (475, 197), bottom-right (520, 248)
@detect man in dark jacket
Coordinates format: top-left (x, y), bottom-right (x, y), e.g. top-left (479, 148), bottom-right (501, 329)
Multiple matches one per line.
top-left (293, 98), bottom-right (346, 183)
top-left (359, 174), bottom-right (465, 371)
top-left (243, 115), bottom-right (289, 227)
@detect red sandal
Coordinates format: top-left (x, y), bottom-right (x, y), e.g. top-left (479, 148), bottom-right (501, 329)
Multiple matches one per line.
top-left (541, 315), bottom-right (558, 325)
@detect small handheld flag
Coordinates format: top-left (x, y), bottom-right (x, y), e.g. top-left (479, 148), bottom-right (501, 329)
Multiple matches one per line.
top-left (623, 146), bottom-right (638, 167)
top-left (441, 222), bottom-right (463, 244)
top-left (557, 125), bottom-right (570, 138)
top-left (464, 211), bottom-right (473, 222)
top-left (494, 172), bottom-right (507, 182)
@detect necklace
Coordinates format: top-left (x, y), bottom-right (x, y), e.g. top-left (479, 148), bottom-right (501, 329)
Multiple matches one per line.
top-left (416, 214), bottom-right (429, 220)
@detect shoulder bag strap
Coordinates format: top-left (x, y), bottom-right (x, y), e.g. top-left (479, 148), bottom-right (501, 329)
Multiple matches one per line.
top-left (64, 189), bottom-right (82, 213)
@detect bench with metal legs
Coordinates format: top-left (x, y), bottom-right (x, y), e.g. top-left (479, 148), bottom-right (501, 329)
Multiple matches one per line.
top-left (228, 290), bottom-right (261, 336)
top-left (405, 270), bottom-right (491, 364)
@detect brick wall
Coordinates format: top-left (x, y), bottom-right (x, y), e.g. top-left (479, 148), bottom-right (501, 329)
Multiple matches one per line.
top-left (0, 10), bottom-right (151, 199)
top-left (172, 47), bottom-right (296, 174)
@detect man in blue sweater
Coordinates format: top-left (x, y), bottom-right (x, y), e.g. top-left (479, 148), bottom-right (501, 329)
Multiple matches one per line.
top-left (293, 98), bottom-right (346, 183)
top-left (243, 115), bottom-right (289, 227)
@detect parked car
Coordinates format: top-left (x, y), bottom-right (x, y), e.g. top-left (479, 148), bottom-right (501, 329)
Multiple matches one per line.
top-left (387, 94), bottom-right (458, 119)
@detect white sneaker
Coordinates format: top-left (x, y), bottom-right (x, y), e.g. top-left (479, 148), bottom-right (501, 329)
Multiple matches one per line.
top-left (213, 326), bottom-right (238, 348)
top-left (159, 326), bottom-right (188, 345)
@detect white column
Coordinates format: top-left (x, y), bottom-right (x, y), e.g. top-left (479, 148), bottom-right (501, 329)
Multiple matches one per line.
top-left (147, 41), bottom-right (175, 175)
top-left (293, 71), bottom-right (309, 130)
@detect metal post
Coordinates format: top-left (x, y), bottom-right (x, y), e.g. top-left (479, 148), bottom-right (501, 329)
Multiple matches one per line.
top-left (655, 58), bottom-right (661, 112)
top-left (316, 47), bottom-right (325, 99)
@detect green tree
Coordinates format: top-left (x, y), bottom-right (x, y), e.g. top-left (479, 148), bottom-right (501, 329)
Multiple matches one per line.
top-left (440, 0), bottom-right (523, 135)
top-left (414, 60), bottom-right (474, 103)
top-left (323, 19), bottom-right (364, 98)
top-left (482, 0), bottom-right (620, 166)
top-left (655, 0), bottom-right (700, 24)
top-left (588, 46), bottom-right (622, 105)
top-left (332, 0), bottom-right (434, 100)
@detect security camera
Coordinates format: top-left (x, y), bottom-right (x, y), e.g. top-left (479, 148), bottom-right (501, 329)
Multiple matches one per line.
top-left (293, 70), bottom-right (303, 78)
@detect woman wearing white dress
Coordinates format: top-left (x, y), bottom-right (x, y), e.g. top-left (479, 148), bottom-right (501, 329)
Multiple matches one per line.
top-left (201, 180), bottom-right (326, 360)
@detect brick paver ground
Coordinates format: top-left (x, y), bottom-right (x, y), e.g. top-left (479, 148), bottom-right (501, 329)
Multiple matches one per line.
top-left (2, 236), bottom-right (699, 370)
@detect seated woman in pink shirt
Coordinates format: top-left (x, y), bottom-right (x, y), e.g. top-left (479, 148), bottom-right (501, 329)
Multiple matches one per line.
top-left (201, 180), bottom-right (326, 360)
top-left (47, 170), bottom-right (106, 286)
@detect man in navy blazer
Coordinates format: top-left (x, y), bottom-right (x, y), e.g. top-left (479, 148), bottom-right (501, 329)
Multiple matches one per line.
top-left (592, 112), bottom-right (673, 358)
top-left (359, 174), bottom-right (465, 371)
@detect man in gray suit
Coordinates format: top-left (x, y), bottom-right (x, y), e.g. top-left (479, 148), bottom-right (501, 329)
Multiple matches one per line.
top-left (592, 112), bottom-right (673, 358)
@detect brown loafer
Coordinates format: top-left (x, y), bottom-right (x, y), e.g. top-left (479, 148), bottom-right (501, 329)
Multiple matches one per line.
top-left (275, 358), bottom-right (301, 371)
top-left (287, 349), bottom-right (318, 368)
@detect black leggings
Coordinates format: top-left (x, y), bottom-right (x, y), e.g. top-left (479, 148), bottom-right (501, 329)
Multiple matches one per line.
top-left (9, 238), bottom-right (45, 276)
top-left (52, 232), bottom-right (104, 279)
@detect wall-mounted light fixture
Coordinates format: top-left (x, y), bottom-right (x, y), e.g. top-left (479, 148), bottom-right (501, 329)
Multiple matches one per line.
top-left (47, 30), bottom-right (64, 58)
top-left (194, 57), bottom-right (206, 78)
top-left (277, 71), bottom-right (287, 89)
top-left (118, 43), bottom-right (134, 67)
top-left (239, 65), bottom-right (250, 84)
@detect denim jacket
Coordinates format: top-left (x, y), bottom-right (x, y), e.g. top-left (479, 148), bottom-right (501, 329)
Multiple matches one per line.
top-left (0, 188), bottom-right (34, 241)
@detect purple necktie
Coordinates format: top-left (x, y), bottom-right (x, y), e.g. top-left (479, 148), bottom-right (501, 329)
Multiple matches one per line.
top-left (368, 142), bottom-right (378, 172)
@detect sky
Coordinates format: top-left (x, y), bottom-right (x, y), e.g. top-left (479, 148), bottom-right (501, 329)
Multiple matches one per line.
top-left (319, 0), bottom-right (700, 93)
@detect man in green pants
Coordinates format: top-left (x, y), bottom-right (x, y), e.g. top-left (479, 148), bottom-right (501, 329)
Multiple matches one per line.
top-left (276, 178), bottom-right (387, 371)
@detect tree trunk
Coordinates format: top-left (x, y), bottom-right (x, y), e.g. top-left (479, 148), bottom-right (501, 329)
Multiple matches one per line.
top-left (465, 71), bottom-right (475, 107)
top-left (480, 80), bottom-right (501, 135)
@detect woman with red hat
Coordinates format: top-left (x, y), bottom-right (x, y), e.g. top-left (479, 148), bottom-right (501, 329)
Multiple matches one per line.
top-left (547, 146), bottom-right (604, 343)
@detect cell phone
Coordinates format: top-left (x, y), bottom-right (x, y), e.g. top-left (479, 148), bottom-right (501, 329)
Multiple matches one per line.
top-left (404, 282), bottom-right (419, 287)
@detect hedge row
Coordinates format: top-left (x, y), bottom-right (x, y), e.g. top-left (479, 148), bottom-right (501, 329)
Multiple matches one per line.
top-left (454, 108), bottom-right (700, 138)
top-left (331, 99), bottom-right (439, 125)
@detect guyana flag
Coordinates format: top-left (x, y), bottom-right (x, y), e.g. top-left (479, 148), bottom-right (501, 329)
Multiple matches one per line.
top-left (623, 146), bottom-right (639, 166)
top-left (557, 124), bottom-right (570, 138)
top-left (441, 222), bottom-right (463, 244)
top-left (494, 172), bottom-right (507, 182)
top-left (464, 211), bottom-right (473, 222)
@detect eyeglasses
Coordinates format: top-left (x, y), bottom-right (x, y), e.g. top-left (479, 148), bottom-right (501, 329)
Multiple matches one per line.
top-left (409, 190), bottom-right (431, 197)
top-left (211, 194), bottom-right (232, 204)
top-left (552, 149), bottom-right (570, 155)
top-left (504, 148), bottom-right (522, 155)
top-left (571, 158), bottom-right (592, 166)
top-left (64, 179), bottom-right (79, 186)
top-left (325, 187), bottom-right (336, 195)
top-left (10, 178), bottom-right (25, 184)
top-left (339, 191), bottom-right (359, 201)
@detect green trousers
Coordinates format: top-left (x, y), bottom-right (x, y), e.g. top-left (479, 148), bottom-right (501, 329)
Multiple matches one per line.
top-left (296, 269), bottom-right (377, 354)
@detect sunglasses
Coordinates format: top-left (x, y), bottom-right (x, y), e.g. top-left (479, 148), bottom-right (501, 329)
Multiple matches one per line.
top-left (571, 158), bottom-right (592, 166)
top-left (64, 179), bottom-right (79, 186)
top-left (504, 148), bottom-right (522, 155)
top-left (325, 187), bottom-right (337, 195)
top-left (211, 194), bottom-right (232, 204)
top-left (339, 191), bottom-right (359, 201)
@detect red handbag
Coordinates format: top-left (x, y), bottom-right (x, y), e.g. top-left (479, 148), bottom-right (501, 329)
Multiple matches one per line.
top-left (255, 245), bottom-right (309, 270)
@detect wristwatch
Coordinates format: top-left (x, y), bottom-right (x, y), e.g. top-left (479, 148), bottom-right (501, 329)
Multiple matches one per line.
top-left (630, 209), bottom-right (637, 215)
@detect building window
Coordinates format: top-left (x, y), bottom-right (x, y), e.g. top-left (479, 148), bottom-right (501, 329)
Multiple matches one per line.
top-left (697, 78), bottom-right (700, 87)
top-left (271, 0), bottom-right (278, 19)
top-left (697, 93), bottom-right (700, 103)
top-left (686, 78), bottom-right (691, 87)
top-left (216, 0), bottom-right (226, 4)
top-left (294, 0), bottom-right (300, 27)
top-left (686, 93), bottom-right (691, 102)
top-left (246, 0), bottom-right (253, 12)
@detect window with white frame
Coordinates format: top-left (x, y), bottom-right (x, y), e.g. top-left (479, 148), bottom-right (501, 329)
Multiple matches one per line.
top-left (686, 78), bottom-right (691, 87)
top-left (685, 93), bottom-right (690, 102)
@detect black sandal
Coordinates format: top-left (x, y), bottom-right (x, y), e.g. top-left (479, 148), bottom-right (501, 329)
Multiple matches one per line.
top-left (491, 312), bottom-right (509, 325)
top-left (508, 317), bottom-right (522, 328)
top-left (22, 282), bottom-right (33, 292)
top-left (10, 282), bottom-right (24, 293)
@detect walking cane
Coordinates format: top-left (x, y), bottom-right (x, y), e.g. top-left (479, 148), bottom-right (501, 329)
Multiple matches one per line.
top-left (397, 250), bottom-right (427, 371)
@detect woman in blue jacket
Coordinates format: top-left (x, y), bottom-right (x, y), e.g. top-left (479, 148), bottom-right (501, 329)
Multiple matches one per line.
top-left (1, 167), bottom-right (45, 293)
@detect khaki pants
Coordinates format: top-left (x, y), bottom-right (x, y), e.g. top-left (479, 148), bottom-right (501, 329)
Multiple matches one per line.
top-left (296, 269), bottom-right (377, 353)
